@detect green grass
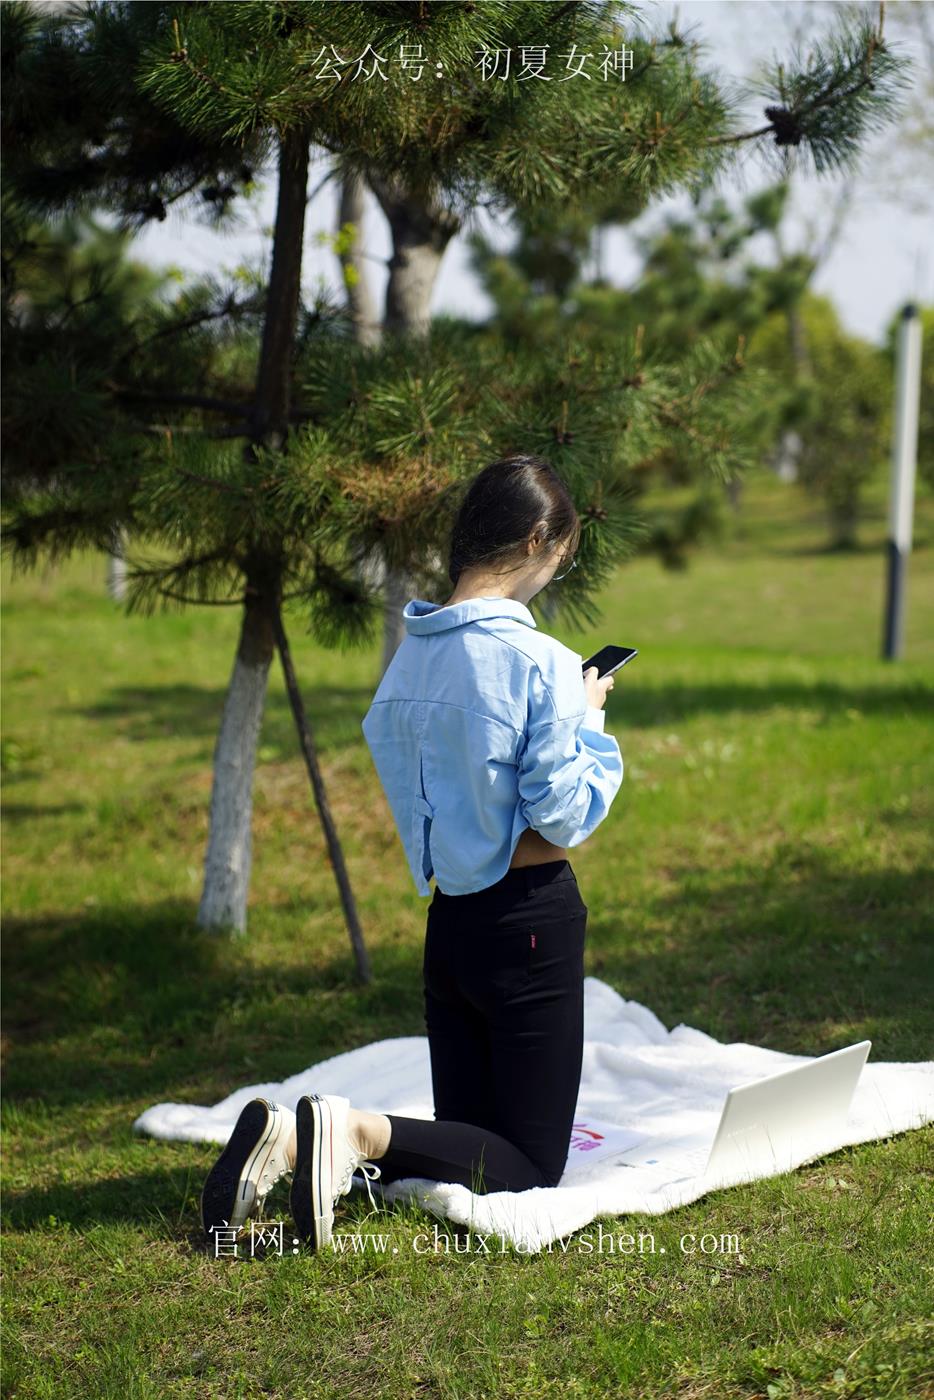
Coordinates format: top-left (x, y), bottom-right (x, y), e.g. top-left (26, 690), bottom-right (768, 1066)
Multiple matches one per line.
top-left (3, 468), bottom-right (933, 1399)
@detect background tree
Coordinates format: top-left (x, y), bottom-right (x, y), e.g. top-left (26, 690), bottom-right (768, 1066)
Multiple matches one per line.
top-left (751, 293), bottom-right (892, 547)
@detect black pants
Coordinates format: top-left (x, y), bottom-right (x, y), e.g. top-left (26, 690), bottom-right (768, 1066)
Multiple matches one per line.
top-left (375, 859), bottom-right (587, 1194)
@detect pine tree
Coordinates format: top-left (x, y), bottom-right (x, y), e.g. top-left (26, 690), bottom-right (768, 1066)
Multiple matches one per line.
top-left (2, 1), bottom-right (911, 957)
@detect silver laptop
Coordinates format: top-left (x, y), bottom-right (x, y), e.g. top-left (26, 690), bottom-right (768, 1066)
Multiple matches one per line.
top-left (616, 1039), bottom-right (872, 1182)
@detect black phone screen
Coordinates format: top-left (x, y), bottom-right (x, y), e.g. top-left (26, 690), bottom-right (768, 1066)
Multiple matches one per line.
top-left (581, 645), bottom-right (638, 678)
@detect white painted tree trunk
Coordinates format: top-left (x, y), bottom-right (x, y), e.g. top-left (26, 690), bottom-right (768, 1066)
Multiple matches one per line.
top-left (773, 429), bottom-right (802, 483)
top-left (197, 603), bottom-right (274, 935)
top-left (770, 301), bottom-right (810, 484)
top-left (107, 552), bottom-right (127, 602)
top-left (106, 524), bottom-right (127, 602)
top-left (380, 558), bottom-right (416, 677)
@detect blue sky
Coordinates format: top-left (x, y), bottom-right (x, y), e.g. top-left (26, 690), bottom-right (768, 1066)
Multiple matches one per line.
top-left (133, 0), bottom-right (933, 347)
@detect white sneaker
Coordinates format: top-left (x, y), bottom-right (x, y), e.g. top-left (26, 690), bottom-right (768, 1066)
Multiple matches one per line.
top-left (290, 1093), bottom-right (382, 1249)
top-left (200, 1099), bottom-right (295, 1239)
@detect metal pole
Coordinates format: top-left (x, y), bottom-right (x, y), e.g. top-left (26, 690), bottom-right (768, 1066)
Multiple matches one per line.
top-left (882, 303), bottom-right (922, 660)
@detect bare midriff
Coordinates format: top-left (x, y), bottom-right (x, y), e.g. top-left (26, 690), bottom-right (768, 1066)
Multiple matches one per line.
top-left (508, 826), bottom-right (569, 870)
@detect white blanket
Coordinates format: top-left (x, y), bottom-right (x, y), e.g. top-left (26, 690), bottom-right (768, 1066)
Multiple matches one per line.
top-left (133, 977), bottom-right (934, 1253)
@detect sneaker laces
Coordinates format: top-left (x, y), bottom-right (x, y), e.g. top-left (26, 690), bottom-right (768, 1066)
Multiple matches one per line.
top-left (257, 1149), bottom-right (291, 1201)
top-left (335, 1156), bottom-right (382, 1210)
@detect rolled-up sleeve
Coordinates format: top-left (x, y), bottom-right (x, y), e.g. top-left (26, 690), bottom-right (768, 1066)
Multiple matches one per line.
top-left (516, 664), bottom-right (624, 849)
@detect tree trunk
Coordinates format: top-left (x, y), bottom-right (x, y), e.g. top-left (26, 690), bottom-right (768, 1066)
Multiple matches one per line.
top-left (828, 492), bottom-right (859, 550)
top-left (340, 168), bottom-right (385, 606)
top-left (249, 129), bottom-right (310, 451)
top-left (338, 168), bottom-right (381, 349)
top-left (370, 172), bottom-right (461, 336)
top-left (198, 127), bottom-right (309, 936)
top-left (725, 475), bottom-right (744, 512)
top-left (197, 593), bottom-right (275, 935)
top-left (774, 304), bottom-right (812, 485)
top-left (771, 427), bottom-right (803, 484)
top-left (106, 523), bottom-right (127, 602)
top-left (367, 171), bottom-right (461, 673)
top-left (380, 559), bottom-right (416, 677)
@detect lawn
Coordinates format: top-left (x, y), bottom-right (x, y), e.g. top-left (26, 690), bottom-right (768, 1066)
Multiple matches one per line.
top-left (2, 468), bottom-right (933, 1399)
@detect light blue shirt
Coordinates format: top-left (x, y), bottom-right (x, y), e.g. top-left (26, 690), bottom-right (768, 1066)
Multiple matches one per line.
top-left (361, 595), bottom-right (624, 897)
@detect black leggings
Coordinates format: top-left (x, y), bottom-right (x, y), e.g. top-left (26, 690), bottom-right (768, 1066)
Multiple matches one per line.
top-left (375, 859), bottom-right (587, 1194)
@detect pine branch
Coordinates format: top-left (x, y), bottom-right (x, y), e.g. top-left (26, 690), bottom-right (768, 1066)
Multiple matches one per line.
top-left (108, 385), bottom-right (252, 417)
top-left (714, 10), bottom-right (910, 173)
top-left (117, 295), bottom-right (260, 361)
top-left (156, 587), bottom-right (246, 607)
top-left (706, 123), bottom-right (775, 149)
top-left (109, 384), bottom-right (322, 426)
top-left (121, 545), bottom-right (245, 616)
top-left (1, 494), bottom-right (125, 569)
top-left (172, 464), bottom-right (253, 497)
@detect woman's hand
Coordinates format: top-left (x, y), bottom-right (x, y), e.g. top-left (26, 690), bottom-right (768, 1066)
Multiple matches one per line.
top-left (584, 666), bottom-right (615, 711)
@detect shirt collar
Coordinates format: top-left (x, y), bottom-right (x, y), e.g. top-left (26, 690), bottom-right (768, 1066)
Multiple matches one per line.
top-left (403, 596), bottom-right (537, 634)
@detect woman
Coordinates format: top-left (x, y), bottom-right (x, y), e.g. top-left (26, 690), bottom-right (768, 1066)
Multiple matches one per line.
top-left (200, 454), bottom-right (625, 1249)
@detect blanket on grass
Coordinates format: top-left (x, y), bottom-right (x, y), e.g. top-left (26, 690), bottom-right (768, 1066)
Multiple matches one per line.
top-left (133, 976), bottom-right (934, 1253)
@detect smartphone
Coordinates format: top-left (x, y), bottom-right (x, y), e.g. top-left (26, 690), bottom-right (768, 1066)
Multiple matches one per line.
top-left (582, 645), bottom-right (638, 678)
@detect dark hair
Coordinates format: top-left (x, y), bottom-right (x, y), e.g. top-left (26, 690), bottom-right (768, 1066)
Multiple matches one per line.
top-left (447, 454), bottom-right (581, 587)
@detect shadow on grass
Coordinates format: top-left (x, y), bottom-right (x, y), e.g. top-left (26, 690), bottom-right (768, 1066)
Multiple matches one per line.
top-left (772, 534), bottom-right (932, 557)
top-left (3, 841), bottom-right (933, 1120)
top-left (2, 1160), bottom-right (439, 1240)
top-left (70, 683), bottom-right (373, 752)
top-left (5, 1166), bottom-right (213, 1235)
top-left (17, 676), bottom-right (927, 771)
top-left (0, 802), bottom-right (87, 818)
top-left (1, 900), bottom-right (425, 1107)
top-left (592, 854), bottom-right (934, 1059)
top-left (611, 679), bottom-right (933, 731)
